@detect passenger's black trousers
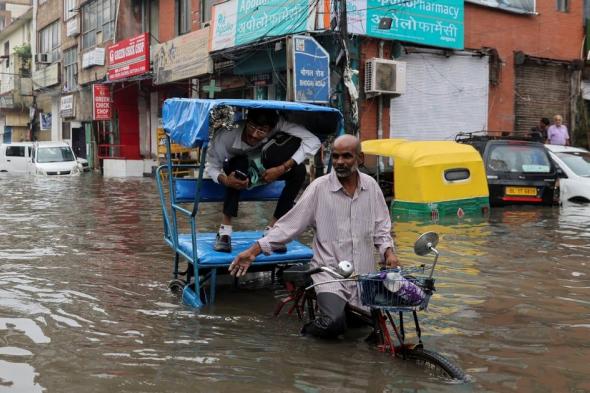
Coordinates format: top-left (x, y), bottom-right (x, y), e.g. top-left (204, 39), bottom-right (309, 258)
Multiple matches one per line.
top-left (222, 155), bottom-right (306, 220)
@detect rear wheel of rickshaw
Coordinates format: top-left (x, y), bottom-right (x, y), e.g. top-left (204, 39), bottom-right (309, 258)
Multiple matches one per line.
top-left (168, 279), bottom-right (186, 296)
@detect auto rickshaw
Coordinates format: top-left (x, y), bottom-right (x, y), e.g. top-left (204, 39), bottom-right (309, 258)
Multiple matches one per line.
top-left (362, 139), bottom-right (490, 220)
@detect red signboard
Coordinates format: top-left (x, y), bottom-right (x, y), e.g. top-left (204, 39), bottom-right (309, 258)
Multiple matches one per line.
top-left (93, 84), bottom-right (112, 120)
top-left (107, 32), bottom-right (149, 81)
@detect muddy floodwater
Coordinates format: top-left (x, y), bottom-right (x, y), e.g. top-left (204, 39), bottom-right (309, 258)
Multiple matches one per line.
top-left (0, 174), bottom-right (589, 392)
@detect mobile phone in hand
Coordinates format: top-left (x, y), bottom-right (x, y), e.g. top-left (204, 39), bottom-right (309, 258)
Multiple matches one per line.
top-left (234, 170), bottom-right (248, 181)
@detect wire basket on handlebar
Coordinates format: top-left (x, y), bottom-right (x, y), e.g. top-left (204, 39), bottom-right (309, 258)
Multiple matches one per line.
top-left (357, 267), bottom-right (434, 312)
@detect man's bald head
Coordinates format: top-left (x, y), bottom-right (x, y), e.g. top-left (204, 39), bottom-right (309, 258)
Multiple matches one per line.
top-left (333, 134), bottom-right (362, 156)
top-left (332, 134), bottom-right (364, 179)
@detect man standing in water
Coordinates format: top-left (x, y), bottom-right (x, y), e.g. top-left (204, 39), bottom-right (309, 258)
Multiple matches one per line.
top-left (229, 135), bottom-right (398, 338)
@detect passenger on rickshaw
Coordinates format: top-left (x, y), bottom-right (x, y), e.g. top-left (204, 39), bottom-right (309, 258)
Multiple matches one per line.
top-left (229, 135), bottom-right (399, 338)
top-left (205, 108), bottom-right (321, 253)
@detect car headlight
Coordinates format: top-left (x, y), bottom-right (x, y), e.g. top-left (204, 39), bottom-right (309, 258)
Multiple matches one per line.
top-left (71, 166), bottom-right (80, 175)
top-left (36, 168), bottom-right (46, 176)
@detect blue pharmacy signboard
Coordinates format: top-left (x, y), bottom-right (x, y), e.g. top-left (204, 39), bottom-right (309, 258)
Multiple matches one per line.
top-left (292, 35), bottom-right (330, 104)
top-left (347, 0), bottom-right (464, 50)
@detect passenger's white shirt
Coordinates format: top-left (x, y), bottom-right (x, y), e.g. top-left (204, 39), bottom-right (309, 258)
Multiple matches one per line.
top-left (205, 118), bottom-right (321, 183)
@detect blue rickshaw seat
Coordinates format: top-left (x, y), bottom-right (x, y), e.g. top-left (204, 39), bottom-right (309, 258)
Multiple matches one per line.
top-left (177, 231), bottom-right (314, 266)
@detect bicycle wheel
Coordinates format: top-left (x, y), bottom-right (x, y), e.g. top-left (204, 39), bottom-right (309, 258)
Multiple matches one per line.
top-left (400, 347), bottom-right (465, 381)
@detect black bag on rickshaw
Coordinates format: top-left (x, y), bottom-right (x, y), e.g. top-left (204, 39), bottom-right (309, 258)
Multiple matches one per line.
top-left (261, 132), bottom-right (301, 169)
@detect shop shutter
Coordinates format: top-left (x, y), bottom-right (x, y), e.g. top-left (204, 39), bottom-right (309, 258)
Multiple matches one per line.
top-left (514, 60), bottom-right (571, 132)
top-left (390, 52), bottom-right (489, 141)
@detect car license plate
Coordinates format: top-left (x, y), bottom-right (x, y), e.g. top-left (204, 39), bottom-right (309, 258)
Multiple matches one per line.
top-left (505, 187), bottom-right (537, 196)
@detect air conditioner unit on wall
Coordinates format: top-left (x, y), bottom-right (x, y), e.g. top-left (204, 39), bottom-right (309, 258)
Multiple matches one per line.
top-left (365, 58), bottom-right (406, 95)
top-left (35, 53), bottom-right (49, 64)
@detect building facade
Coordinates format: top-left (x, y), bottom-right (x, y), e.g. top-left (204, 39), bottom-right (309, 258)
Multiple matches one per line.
top-left (465, 0), bottom-right (584, 134)
top-left (0, 6), bottom-right (33, 143)
top-left (0, 0), bottom-right (587, 176)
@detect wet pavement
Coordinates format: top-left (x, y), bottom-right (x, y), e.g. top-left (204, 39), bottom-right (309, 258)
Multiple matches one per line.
top-left (0, 173), bottom-right (589, 392)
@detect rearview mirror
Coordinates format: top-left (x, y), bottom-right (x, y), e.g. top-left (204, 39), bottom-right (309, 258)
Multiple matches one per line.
top-left (414, 232), bottom-right (439, 256)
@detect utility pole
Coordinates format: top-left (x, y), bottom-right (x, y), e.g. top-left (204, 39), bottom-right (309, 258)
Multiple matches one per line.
top-left (338, 0), bottom-right (359, 135)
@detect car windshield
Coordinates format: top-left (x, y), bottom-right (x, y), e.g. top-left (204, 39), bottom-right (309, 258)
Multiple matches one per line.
top-left (487, 145), bottom-right (551, 173)
top-left (556, 151), bottom-right (590, 177)
top-left (36, 147), bottom-right (75, 163)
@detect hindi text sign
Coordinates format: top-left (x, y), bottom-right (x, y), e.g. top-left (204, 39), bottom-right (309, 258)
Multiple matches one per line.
top-left (210, 0), bottom-right (315, 51)
top-left (292, 35), bottom-right (330, 103)
top-left (346, 0), bottom-right (464, 50)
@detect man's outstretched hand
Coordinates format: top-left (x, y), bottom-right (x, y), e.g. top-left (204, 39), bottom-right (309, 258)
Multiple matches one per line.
top-left (229, 243), bottom-right (262, 277)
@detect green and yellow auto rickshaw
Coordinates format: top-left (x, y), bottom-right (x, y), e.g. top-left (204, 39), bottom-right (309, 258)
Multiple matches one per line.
top-left (362, 139), bottom-right (490, 220)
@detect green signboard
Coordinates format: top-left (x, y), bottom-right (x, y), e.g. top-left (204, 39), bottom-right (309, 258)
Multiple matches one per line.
top-left (347, 0), bottom-right (464, 50)
top-left (211, 0), bottom-right (315, 51)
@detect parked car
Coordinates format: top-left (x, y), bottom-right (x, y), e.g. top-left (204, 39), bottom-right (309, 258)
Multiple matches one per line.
top-left (456, 134), bottom-right (559, 206)
top-left (0, 142), bottom-right (81, 176)
top-left (545, 145), bottom-right (590, 204)
top-left (0, 142), bottom-right (33, 173)
top-left (77, 157), bottom-right (90, 172)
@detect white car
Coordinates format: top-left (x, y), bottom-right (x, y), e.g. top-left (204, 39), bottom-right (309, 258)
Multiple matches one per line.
top-left (546, 145), bottom-right (590, 203)
top-left (0, 142), bottom-right (81, 176)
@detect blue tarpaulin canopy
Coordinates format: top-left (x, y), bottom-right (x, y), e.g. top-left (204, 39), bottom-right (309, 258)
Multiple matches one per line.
top-left (162, 98), bottom-right (344, 148)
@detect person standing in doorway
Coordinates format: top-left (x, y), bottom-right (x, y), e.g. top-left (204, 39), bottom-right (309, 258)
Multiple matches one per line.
top-left (546, 114), bottom-right (570, 146)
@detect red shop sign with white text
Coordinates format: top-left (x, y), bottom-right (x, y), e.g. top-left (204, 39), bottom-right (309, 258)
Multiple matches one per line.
top-left (107, 32), bottom-right (150, 81)
top-left (93, 84), bottom-right (112, 120)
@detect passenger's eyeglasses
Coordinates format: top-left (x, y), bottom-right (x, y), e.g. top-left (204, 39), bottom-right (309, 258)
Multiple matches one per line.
top-left (247, 122), bottom-right (270, 136)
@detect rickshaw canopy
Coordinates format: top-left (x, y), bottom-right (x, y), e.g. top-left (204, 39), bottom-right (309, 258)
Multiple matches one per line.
top-left (162, 98), bottom-right (344, 148)
top-left (362, 139), bottom-right (489, 204)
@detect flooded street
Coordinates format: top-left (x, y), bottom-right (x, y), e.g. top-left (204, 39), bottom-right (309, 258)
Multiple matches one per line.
top-left (0, 174), bottom-right (589, 393)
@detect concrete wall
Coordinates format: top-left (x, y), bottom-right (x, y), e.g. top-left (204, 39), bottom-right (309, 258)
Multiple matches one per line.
top-left (36, 0), bottom-right (61, 33)
top-left (158, 0), bottom-right (217, 42)
top-left (358, 38), bottom-right (394, 143)
top-left (465, 2), bottom-right (584, 132)
top-left (116, 0), bottom-right (143, 41)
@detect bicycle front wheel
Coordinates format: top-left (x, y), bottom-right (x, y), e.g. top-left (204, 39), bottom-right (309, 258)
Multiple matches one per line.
top-left (400, 347), bottom-right (466, 381)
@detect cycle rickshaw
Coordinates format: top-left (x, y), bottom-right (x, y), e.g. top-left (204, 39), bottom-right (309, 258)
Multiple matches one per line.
top-left (156, 98), bottom-right (343, 307)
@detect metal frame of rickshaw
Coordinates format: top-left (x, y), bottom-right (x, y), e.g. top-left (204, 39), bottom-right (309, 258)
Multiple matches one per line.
top-left (156, 99), bottom-right (343, 308)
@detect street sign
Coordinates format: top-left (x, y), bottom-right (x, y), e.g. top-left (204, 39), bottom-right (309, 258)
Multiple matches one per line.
top-left (93, 84), bottom-right (112, 120)
top-left (292, 35), bottom-right (330, 104)
top-left (107, 33), bottom-right (149, 81)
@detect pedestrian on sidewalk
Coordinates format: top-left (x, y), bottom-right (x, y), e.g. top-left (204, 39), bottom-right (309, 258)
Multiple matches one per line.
top-left (546, 114), bottom-right (570, 146)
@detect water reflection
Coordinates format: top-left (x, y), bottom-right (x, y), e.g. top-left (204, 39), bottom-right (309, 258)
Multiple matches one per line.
top-left (0, 174), bottom-right (589, 392)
